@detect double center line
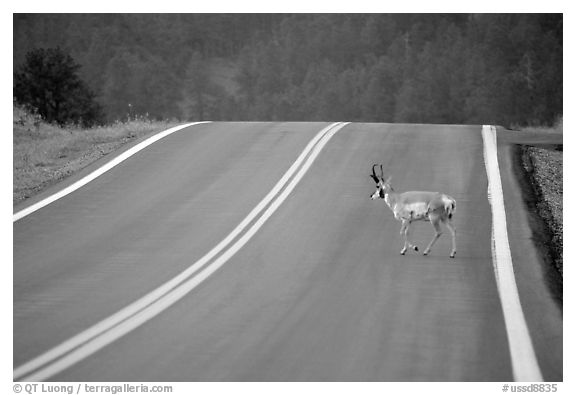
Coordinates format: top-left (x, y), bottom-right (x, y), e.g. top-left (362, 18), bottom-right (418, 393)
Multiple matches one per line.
top-left (14, 121), bottom-right (349, 381)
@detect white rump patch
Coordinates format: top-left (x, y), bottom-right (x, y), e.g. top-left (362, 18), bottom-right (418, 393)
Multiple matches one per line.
top-left (441, 195), bottom-right (454, 212)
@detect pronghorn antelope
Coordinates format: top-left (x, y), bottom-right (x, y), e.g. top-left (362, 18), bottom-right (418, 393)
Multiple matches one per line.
top-left (370, 164), bottom-right (457, 258)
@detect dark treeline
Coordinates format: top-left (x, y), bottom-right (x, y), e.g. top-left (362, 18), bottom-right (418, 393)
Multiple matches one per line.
top-left (14, 14), bottom-right (562, 127)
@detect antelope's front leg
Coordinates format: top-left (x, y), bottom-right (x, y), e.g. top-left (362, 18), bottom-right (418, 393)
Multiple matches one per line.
top-left (399, 219), bottom-right (418, 255)
top-left (399, 220), bottom-right (408, 255)
top-left (423, 216), bottom-right (442, 256)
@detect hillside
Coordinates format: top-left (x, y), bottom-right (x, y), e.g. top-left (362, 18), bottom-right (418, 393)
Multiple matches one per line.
top-left (14, 14), bottom-right (562, 127)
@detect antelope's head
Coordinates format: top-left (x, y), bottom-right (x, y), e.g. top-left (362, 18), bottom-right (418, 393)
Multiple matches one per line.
top-left (370, 164), bottom-right (392, 200)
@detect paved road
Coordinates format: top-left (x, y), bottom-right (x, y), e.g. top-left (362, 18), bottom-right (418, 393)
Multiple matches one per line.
top-left (13, 122), bottom-right (562, 381)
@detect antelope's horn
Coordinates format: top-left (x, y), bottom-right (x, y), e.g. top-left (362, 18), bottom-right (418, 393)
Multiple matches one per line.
top-left (370, 164), bottom-right (380, 183)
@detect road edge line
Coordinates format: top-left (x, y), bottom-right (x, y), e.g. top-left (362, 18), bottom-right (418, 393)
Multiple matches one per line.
top-left (481, 125), bottom-right (543, 382)
top-left (13, 121), bottom-right (211, 222)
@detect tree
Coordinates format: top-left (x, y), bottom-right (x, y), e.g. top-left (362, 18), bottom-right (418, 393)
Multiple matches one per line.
top-left (180, 52), bottom-right (229, 121)
top-left (100, 50), bottom-right (143, 122)
top-left (181, 51), bottom-right (210, 120)
top-left (14, 47), bottom-right (102, 126)
top-left (361, 56), bottom-right (399, 122)
top-left (13, 15), bottom-right (562, 125)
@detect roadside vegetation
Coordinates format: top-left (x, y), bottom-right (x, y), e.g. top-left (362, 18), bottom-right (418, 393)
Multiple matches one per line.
top-left (519, 118), bottom-right (563, 279)
top-left (13, 104), bottom-right (179, 205)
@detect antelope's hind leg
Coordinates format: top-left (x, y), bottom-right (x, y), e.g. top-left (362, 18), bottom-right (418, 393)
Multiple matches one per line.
top-left (446, 218), bottom-right (456, 258)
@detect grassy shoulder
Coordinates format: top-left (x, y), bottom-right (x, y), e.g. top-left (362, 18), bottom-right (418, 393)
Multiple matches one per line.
top-left (13, 105), bottom-right (181, 206)
top-left (517, 121), bottom-right (563, 278)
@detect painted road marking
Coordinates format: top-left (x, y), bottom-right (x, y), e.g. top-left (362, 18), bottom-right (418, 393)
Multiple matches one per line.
top-left (13, 121), bottom-right (211, 222)
top-left (482, 125), bottom-right (543, 382)
top-left (14, 122), bottom-right (349, 381)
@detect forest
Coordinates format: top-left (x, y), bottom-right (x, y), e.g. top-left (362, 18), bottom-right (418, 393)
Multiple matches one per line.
top-left (13, 14), bottom-right (563, 127)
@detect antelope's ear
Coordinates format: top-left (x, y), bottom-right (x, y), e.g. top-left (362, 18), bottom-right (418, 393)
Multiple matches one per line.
top-left (379, 165), bottom-right (392, 184)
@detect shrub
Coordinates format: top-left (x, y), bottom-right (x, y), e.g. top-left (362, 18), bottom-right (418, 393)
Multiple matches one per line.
top-left (14, 47), bottom-right (103, 127)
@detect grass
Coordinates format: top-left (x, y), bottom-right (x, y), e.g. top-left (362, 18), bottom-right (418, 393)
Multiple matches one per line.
top-left (13, 105), bottom-right (181, 206)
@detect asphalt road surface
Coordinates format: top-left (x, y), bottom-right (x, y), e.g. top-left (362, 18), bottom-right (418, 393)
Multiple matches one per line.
top-left (13, 122), bottom-right (562, 381)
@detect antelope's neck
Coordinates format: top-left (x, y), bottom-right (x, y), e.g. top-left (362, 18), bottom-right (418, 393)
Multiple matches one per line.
top-left (384, 192), bottom-right (396, 210)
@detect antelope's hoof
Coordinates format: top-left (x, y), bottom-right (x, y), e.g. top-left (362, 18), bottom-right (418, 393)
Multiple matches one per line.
top-left (400, 250), bottom-right (407, 255)
top-left (413, 246), bottom-right (419, 252)
top-left (450, 252), bottom-right (456, 259)
top-left (423, 251), bottom-right (429, 256)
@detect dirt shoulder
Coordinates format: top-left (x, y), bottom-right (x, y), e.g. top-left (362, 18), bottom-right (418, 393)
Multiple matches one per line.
top-left (503, 126), bottom-right (563, 303)
top-left (520, 145), bottom-right (563, 276)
